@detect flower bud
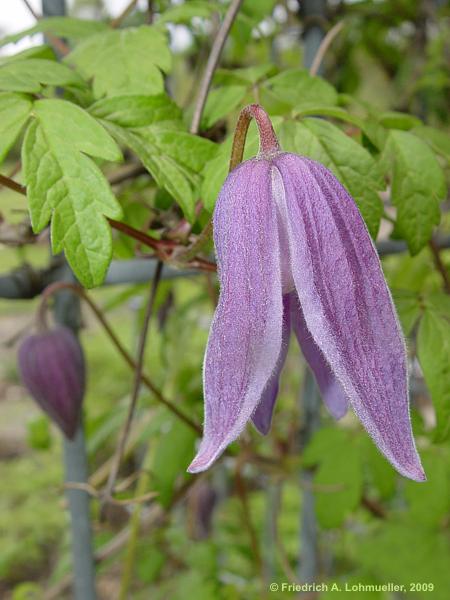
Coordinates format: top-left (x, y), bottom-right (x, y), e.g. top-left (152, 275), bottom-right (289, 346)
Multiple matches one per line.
top-left (18, 326), bottom-right (85, 439)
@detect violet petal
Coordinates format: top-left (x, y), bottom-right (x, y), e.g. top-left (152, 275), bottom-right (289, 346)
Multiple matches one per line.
top-left (188, 159), bottom-right (283, 473)
top-left (290, 291), bottom-right (348, 420)
top-left (252, 293), bottom-right (292, 435)
top-left (272, 153), bottom-right (425, 482)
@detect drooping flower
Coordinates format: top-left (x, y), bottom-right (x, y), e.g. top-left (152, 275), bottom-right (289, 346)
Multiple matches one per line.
top-left (188, 104), bottom-right (425, 482)
top-left (18, 326), bottom-right (86, 439)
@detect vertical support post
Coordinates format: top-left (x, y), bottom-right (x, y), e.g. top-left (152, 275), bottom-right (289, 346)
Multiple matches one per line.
top-left (298, 372), bottom-right (321, 583)
top-left (299, 0), bottom-right (327, 74)
top-left (42, 2), bottom-right (95, 596)
top-left (297, 0), bottom-right (327, 584)
top-left (42, 0), bottom-right (66, 17)
top-left (53, 266), bottom-right (97, 600)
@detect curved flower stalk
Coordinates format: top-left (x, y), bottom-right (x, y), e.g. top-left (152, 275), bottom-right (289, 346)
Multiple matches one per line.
top-left (188, 104), bottom-right (425, 482)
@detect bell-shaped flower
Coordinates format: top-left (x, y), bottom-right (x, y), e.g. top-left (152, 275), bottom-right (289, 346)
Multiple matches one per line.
top-left (188, 105), bottom-right (425, 482)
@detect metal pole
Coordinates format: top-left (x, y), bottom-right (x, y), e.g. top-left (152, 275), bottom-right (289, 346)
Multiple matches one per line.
top-left (42, 0), bottom-right (66, 17)
top-left (53, 265), bottom-right (97, 600)
top-left (40, 2), bottom-right (96, 598)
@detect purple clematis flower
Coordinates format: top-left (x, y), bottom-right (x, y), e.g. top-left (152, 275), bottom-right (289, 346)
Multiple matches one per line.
top-left (188, 104), bottom-right (425, 482)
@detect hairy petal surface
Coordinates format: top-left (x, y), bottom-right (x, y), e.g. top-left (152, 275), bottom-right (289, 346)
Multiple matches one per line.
top-left (188, 159), bottom-right (283, 473)
top-left (252, 293), bottom-right (291, 435)
top-left (273, 153), bottom-right (425, 481)
top-left (290, 292), bottom-right (348, 419)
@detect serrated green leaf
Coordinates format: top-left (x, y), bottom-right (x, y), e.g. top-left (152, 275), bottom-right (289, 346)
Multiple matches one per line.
top-left (279, 118), bottom-right (384, 237)
top-left (383, 130), bottom-right (447, 255)
top-left (0, 59), bottom-right (85, 93)
top-left (157, 0), bottom-right (219, 24)
top-left (152, 418), bottom-right (196, 507)
top-left (242, 0), bottom-right (276, 21)
top-left (391, 290), bottom-right (421, 335)
top-left (294, 105), bottom-right (364, 128)
top-left (142, 126), bottom-right (218, 173)
top-left (104, 122), bottom-right (216, 221)
top-left (0, 92), bottom-right (33, 165)
top-left (264, 68), bottom-right (338, 110)
top-left (22, 99), bottom-right (123, 287)
top-left (412, 125), bottom-right (450, 162)
top-left (96, 105), bottom-right (217, 219)
top-left (303, 428), bottom-right (363, 529)
top-left (424, 292), bottom-right (450, 318)
top-left (378, 111), bottom-right (422, 130)
top-left (0, 17), bottom-right (107, 48)
top-left (214, 64), bottom-right (275, 86)
top-left (201, 85), bottom-right (247, 129)
top-left (358, 523), bottom-right (450, 599)
top-left (89, 94), bottom-right (181, 127)
top-left (201, 123), bottom-right (260, 212)
top-left (66, 26), bottom-right (171, 98)
top-left (361, 435), bottom-right (396, 499)
top-left (404, 451), bottom-right (450, 526)
top-left (34, 99), bottom-right (122, 162)
top-left (417, 309), bottom-right (450, 442)
top-left (0, 45), bottom-right (56, 66)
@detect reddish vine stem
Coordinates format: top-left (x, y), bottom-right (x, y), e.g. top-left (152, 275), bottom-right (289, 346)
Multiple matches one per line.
top-left (38, 282), bottom-right (201, 434)
top-left (309, 21), bottom-right (345, 76)
top-left (0, 174), bottom-right (216, 272)
top-left (22, 0), bottom-right (40, 19)
top-left (429, 238), bottom-right (450, 294)
top-left (111, 0), bottom-right (139, 28)
top-left (235, 458), bottom-right (263, 580)
top-left (190, 0), bottom-right (244, 135)
top-left (103, 261), bottom-right (163, 504)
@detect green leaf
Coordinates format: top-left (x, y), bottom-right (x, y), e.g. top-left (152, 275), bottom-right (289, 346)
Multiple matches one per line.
top-left (95, 101), bottom-right (217, 219)
top-left (22, 99), bottom-right (123, 288)
top-left (66, 26), bottom-right (171, 98)
top-left (157, 0), bottom-right (219, 24)
top-left (0, 17), bottom-right (107, 48)
top-left (89, 94), bottom-right (181, 127)
top-left (303, 428), bottom-right (363, 529)
top-left (0, 45), bottom-right (56, 66)
top-left (242, 0), bottom-right (276, 21)
top-left (293, 105), bottom-right (364, 128)
top-left (391, 290), bottom-right (421, 336)
top-left (378, 111), bottom-right (422, 130)
top-left (201, 123), bottom-right (260, 212)
top-left (279, 118), bottom-right (384, 237)
top-left (152, 418), bottom-right (196, 507)
top-left (103, 120), bottom-right (216, 221)
top-left (0, 92), bottom-right (33, 165)
top-left (412, 125), bottom-right (450, 162)
top-left (417, 309), bottom-right (450, 441)
top-left (214, 64), bottom-right (275, 86)
top-left (201, 85), bottom-right (247, 129)
top-left (361, 435), bottom-right (396, 499)
top-left (0, 59), bottom-right (85, 93)
top-left (358, 523), bottom-right (450, 599)
top-left (383, 130), bottom-right (447, 255)
top-left (264, 69), bottom-right (338, 110)
top-left (404, 451), bottom-right (450, 526)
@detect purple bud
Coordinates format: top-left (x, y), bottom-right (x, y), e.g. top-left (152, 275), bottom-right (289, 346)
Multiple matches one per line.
top-left (18, 327), bottom-right (85, 439)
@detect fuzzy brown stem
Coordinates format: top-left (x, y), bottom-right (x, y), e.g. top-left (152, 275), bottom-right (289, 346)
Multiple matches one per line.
top-left (230, 104), bottom-right (280, 170)
top-left (103, 261), bottom-right (163, 502)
